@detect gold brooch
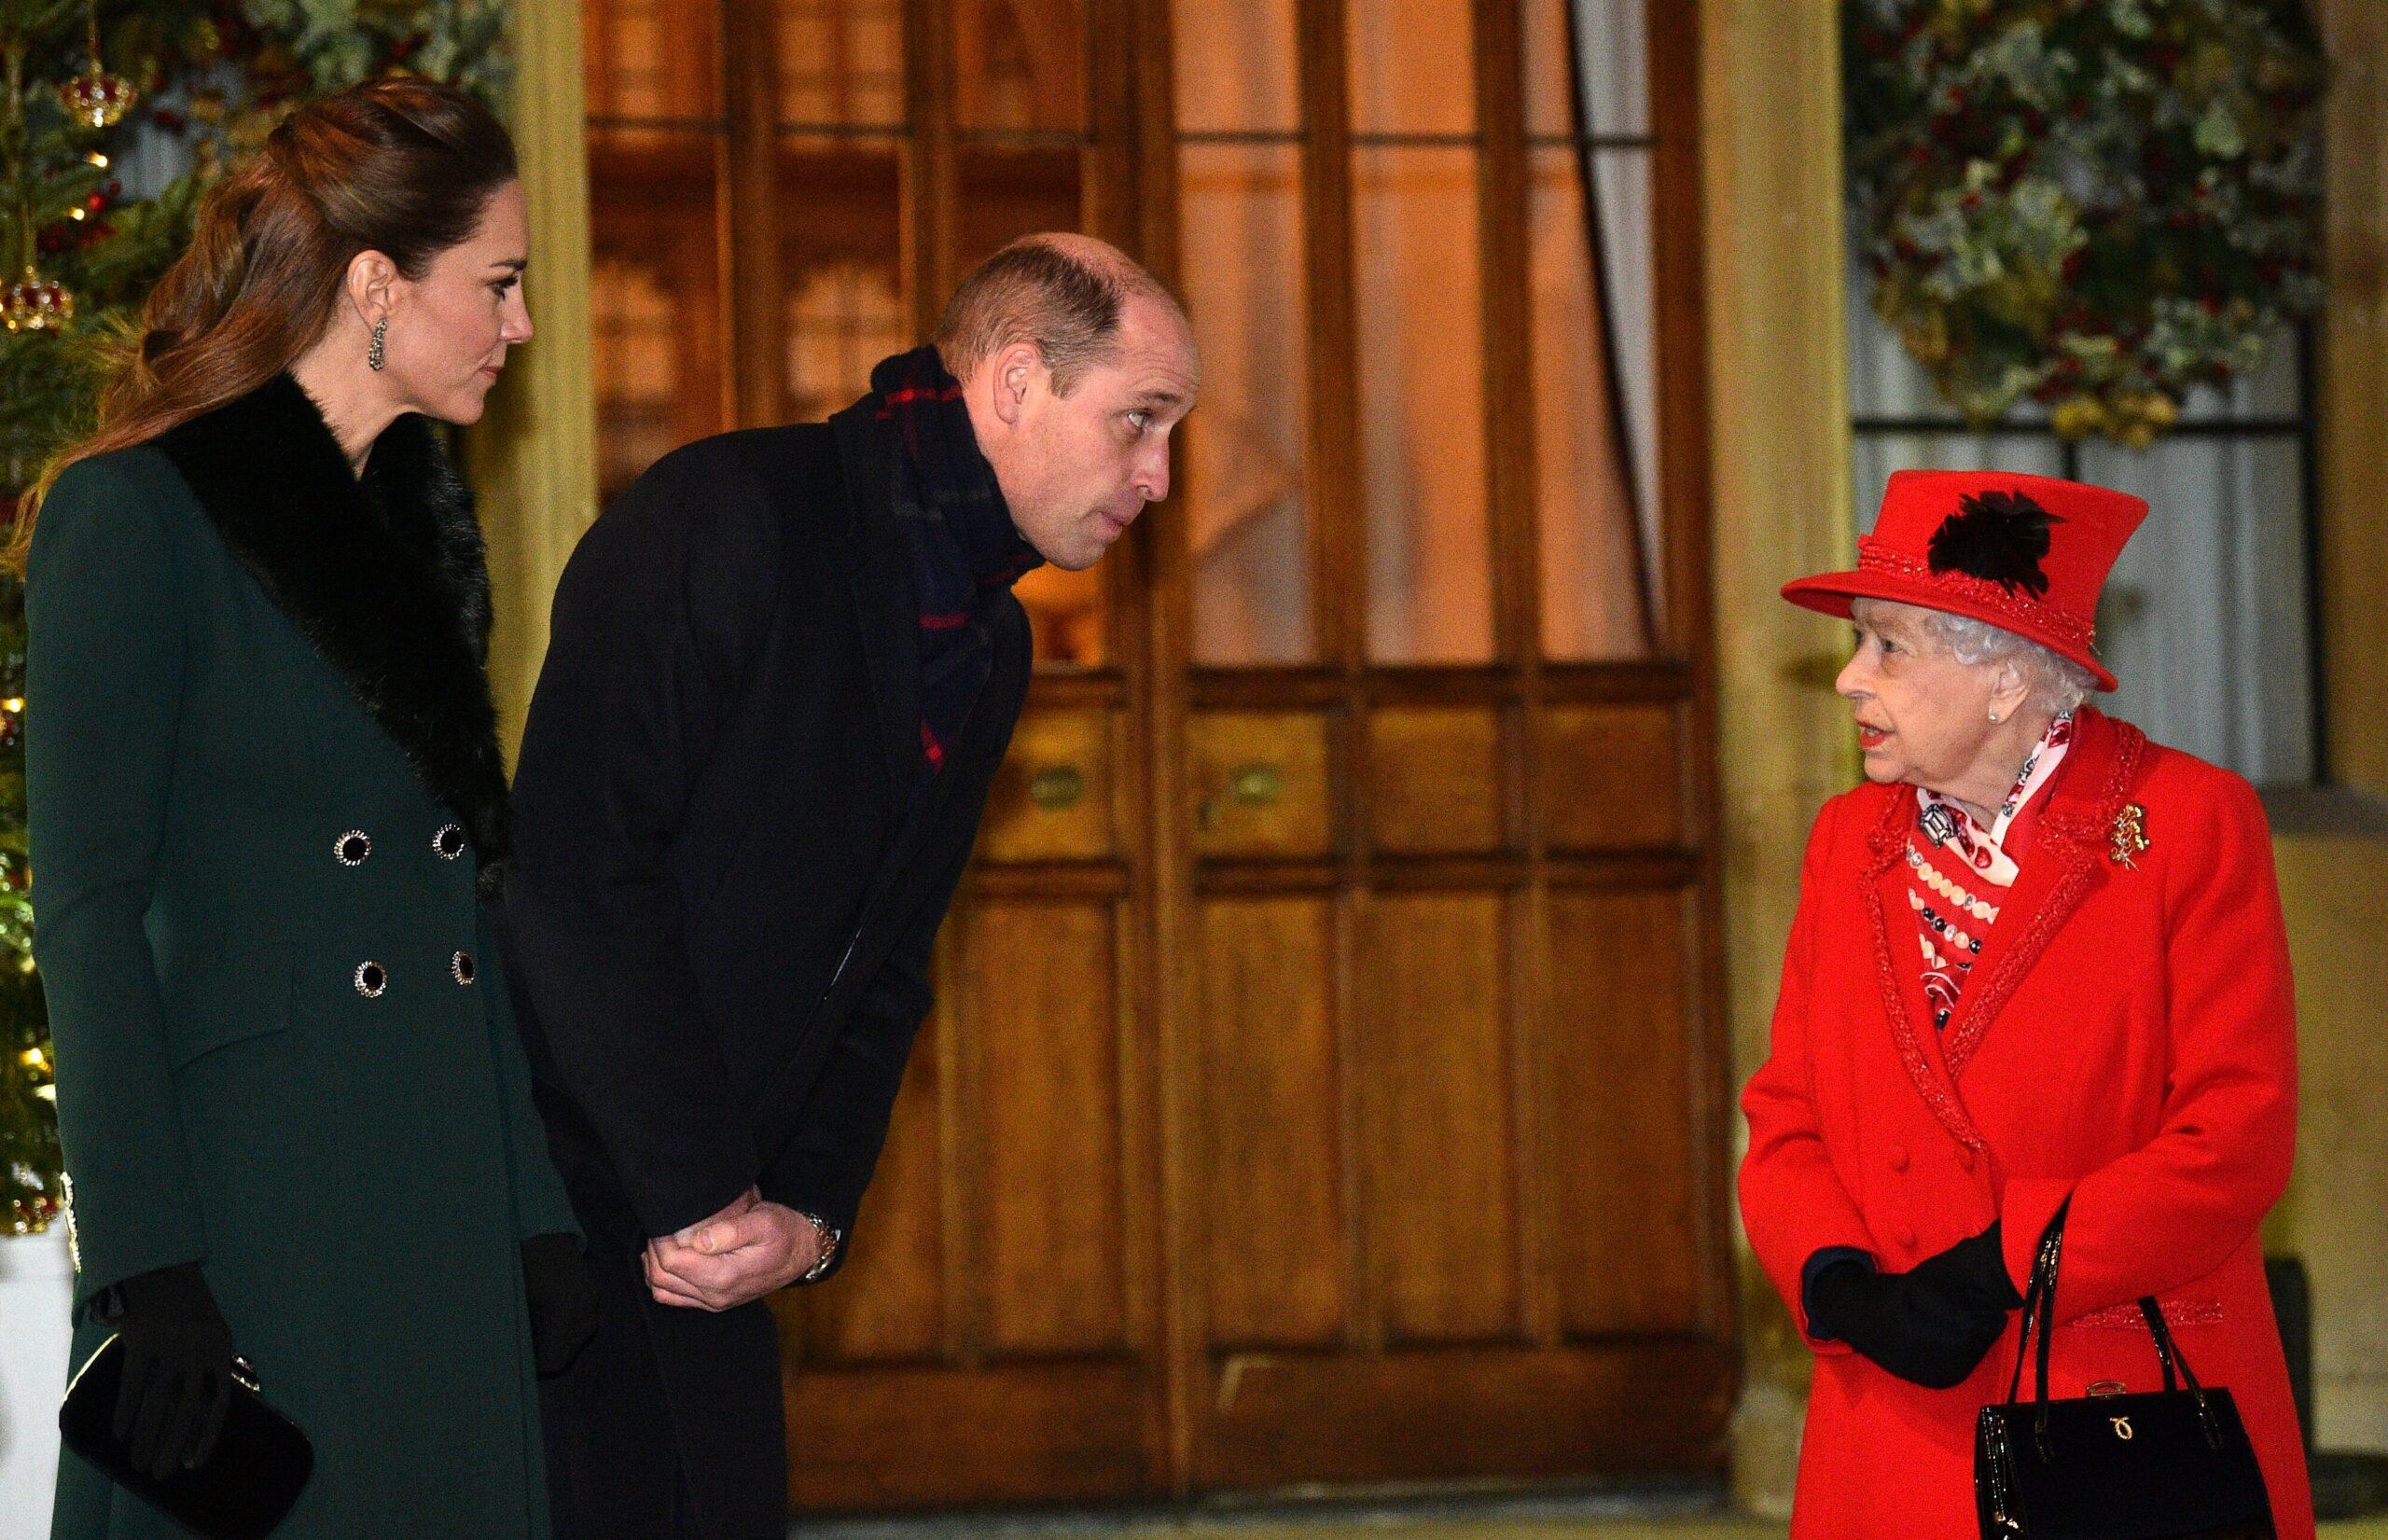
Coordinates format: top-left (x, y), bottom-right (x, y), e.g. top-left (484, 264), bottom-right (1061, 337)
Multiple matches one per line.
top-left (2110, 802), bottom-right (2150, 868)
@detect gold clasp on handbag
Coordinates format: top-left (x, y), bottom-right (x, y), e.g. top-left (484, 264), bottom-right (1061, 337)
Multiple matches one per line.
top-left (2087, 1380), bottom-right (2129, 1397)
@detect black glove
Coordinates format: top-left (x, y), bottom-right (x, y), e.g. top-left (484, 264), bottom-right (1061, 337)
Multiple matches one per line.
top-left (1807, 1239), bottom-right (2014, 1391)
top-left (521, 1232), bottom-right (599, 1377)
top-left (1908, 1222), bottom-right (2024, 1316)
top-left (101, 1263), bottom-right (236, 1479)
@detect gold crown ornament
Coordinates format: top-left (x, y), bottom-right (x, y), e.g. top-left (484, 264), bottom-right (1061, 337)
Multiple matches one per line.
top-left (58, 2), bottom-right (138, 132)
top-left (1, 267), bottom-right (74, 332)
top-left (59, 66), bottom-right (136, 131)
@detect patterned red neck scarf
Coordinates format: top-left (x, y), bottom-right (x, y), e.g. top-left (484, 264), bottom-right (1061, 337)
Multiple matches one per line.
top-left (1907, 712), bottom-right (2075, 1030)
top-left (868, 347), bottom-right (1043, 772)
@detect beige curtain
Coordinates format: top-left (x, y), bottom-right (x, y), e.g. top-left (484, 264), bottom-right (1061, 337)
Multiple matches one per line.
top-left (1181, 0), bottom-right (1654, 662)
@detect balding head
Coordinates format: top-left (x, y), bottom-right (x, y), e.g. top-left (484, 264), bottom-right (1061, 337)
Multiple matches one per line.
top-left (940, 233), bottom-right (1200, 572)
top-left (935, 233), bottom-right (1187, 396)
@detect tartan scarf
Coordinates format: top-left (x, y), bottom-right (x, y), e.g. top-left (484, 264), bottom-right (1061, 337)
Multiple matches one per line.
top-left (868, 347), bottom-right (1042, 771)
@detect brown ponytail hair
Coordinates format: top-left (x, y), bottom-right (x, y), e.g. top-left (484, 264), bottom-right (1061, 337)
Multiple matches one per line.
top-left (10, 76), bottom-right (517, 565)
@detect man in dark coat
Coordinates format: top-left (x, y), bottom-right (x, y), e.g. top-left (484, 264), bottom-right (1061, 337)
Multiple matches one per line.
top-left (501, 234), bottom-right (1198, 1540)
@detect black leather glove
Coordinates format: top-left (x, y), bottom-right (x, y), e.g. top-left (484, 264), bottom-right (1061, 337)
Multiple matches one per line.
top-left (1908, 1222), bottom-right (2024, 1315)
top-left (1807, 1240), bottom-right (2014, 1391)
top-left (102, 1263), bottom-right (236, 1478)
top-left (521, 1232), bottom-right (599, 1377)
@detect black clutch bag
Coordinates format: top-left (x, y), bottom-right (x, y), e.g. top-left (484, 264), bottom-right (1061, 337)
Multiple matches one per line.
top-left (59, 1333), bottom-right (313, 1540)
top-left (1976, 1203), bottom-right (2274, 1540)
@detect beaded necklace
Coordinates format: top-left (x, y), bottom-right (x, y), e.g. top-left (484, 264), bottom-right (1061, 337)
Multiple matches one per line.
top-left (1908, 712), bottom-right (2075, 1030)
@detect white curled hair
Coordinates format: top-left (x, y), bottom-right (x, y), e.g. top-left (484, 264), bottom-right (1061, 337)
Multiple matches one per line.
top-left (1853, 598), bottom-right (2100, 715)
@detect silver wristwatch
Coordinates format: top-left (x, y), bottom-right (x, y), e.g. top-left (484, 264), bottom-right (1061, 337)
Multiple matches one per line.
top-left (796, 1211), bottom-right (843, 1283)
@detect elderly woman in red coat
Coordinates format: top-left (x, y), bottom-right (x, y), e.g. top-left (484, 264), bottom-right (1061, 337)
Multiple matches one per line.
top-left (1740, 468), bottom-right (2311, 1539)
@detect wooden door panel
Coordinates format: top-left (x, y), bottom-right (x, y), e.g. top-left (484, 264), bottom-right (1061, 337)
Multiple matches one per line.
top-left (965, 899), bottom-right (1132, 1356)
top-left (1359, 893), bottom-right (1520, 1343)
top-left (786, 1360), bottom-right (1157, 1509)
top-left (1544, 885), bottom-right (1705, 1335)
top-left (784, 887), bottom-right (1159, 1512)
top-left (1539, 703), bottom-right (1685, 850)
top-left (1194, 1339), bottom-right (1736, 1490)
top-left (1198, 895), bottom-right (1347, 1349)
top-left (1190, 710), bottom-right (1334, 858)
top-left (1368, 707), bottom-right (1506, 853)
top-left (786, 1016), bottom-right (949, 1364)
top-left (979, 707), bottom-right (1118, 863)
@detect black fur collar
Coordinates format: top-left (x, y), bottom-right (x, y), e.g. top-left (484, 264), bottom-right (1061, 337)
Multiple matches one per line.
top-left (156, 372), bottom-right (511, 894)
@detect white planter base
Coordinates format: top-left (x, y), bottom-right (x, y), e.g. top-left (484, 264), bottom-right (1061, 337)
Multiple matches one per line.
top-left (0, 1227), bottom-right (75, 1540)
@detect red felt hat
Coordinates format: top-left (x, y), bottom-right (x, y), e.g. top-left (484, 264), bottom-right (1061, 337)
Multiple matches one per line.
top-left (1781, 469), bottom-right (2148, 693)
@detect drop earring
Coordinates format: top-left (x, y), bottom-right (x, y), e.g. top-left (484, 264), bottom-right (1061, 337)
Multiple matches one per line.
top-left (368, 317), bottom-right (388, 371)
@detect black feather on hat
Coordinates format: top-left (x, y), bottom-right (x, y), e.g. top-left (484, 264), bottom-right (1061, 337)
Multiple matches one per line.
top-left (1926, 489), bottom-right (2061, 600)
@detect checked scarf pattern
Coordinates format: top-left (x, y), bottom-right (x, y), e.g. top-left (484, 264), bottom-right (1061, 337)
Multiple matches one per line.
top-left (868, 347), bottom-right (1043, 772)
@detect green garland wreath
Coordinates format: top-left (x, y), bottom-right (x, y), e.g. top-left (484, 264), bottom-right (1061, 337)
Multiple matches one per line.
top-left (1844, 0), bottom-right (2326, 446)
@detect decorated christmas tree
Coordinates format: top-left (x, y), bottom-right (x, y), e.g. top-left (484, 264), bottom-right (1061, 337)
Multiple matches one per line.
top-left (0, 0), bottom-right (507, 1233)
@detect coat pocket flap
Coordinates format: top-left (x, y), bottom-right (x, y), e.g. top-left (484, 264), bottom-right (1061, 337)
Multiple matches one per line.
top-left (162, 943), bottom-right (291, 1071)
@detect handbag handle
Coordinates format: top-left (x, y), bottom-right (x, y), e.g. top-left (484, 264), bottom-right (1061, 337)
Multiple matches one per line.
top-left (2002, 1200), bottom-right (2226, 1452)
top-left (2005, 1200), bottom-right (2069, 1408)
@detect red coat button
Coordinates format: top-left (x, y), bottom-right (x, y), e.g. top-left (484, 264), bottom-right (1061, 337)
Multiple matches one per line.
top-left (1889, 1145), bottom-right (1910, 1172)
top-left (1958, 1146), bottom-right (1978, 1172)
top-left (1895, 1226), bottom-right (1919, 1251)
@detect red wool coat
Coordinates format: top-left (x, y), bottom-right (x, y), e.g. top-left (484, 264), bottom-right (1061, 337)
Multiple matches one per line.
top-left (1741, 708), bottom-right (2311, 1539)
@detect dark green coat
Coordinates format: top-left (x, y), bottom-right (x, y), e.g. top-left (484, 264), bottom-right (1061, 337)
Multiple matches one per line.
top-left (26, 376), bottom-right (576, 1540)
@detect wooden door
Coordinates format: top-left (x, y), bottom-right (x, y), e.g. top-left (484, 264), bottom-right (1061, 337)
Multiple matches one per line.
top-left (1151, 0), bottom-right (1733, 1491)
top-left (577, 0), bottom-right (1732, 1510)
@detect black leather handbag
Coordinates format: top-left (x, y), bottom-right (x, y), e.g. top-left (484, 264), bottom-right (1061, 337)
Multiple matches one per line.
top-left (59, 1333), bottom-right (313, 1540)
top-left (1976, 1204), bottom-right (2274, 1539)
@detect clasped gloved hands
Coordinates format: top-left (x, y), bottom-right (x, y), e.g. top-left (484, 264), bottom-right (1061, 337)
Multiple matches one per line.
top-left (101, 1262), bottom-right (237, 1479)
top-left (1807, 1224), bottom-right (2023, 1390)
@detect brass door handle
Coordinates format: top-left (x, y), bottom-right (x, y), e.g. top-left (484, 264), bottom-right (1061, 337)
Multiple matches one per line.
top-left (1198, 763), bottom-right (1285, 829)
top-left (1229, 763), bottom-right (1284, 806)
top-left (1029, 764), bottom-right (1086, 811)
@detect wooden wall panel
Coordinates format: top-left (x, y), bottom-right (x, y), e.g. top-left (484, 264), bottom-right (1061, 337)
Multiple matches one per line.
top-left (1543, 887), bottom-right (1701, 1334)
top-left (1359, 893), bottom-right (1519, 1342)
top-left (979, 707), bottom-right (1118, 862)
top-left (1195, 1339), bottom-right (1736, 1491)
top-left (1540, 704), bottom-right (1684, 850)
top-left (787, 1362), bottom-right (1155, 1508)
top-left (787, 1005), bottom-right (948, 1364)
top-left (1369, 707), bottom-right (1505, 853)
top-left (1198, 896), bottom-right (1346, 1348)
top-left (965, 901), bottom-right (1132, 1356)
top-left (1190, 710), bottom-right (1335, 858)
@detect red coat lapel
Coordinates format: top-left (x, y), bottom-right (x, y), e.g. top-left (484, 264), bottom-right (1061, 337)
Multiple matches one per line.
top-left (1941, 707), bottom-right (2149, 1081)
top-left (1859, 792), bottom-right (1986, 1151)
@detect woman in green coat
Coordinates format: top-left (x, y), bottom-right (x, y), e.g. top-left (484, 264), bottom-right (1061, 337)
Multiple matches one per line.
top-left (23, 79), bottom-right (594, 1539)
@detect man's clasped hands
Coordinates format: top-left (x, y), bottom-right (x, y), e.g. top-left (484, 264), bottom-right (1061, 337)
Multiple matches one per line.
top-left (644, 1188), bottom-right (826, 1311)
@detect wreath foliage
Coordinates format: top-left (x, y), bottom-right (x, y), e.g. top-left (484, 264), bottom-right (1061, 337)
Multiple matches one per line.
top-left (1844, 0), bottom-right (2326, 446)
